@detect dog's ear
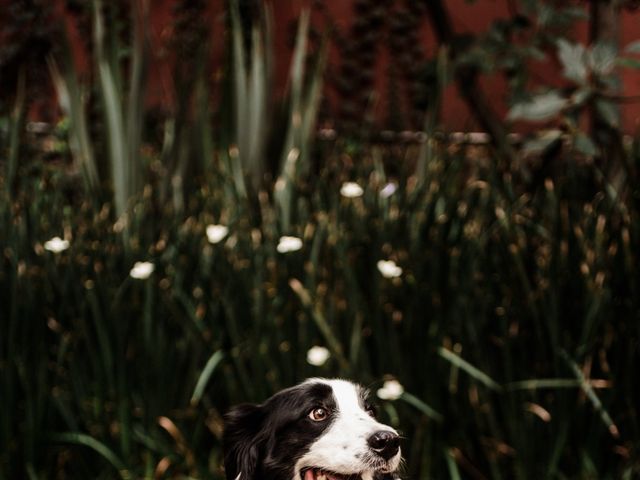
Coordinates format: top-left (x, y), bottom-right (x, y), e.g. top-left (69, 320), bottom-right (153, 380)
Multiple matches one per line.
top-left (223, 403), bottom-right (265, 479)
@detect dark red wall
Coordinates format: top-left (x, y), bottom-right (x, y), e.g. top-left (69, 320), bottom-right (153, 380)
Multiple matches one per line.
top-left (19, 1), bottom-right (640, 132)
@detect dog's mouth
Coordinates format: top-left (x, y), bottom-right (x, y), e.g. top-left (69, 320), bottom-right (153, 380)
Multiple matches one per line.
top-left (302, 468), bottom-right (362, 480)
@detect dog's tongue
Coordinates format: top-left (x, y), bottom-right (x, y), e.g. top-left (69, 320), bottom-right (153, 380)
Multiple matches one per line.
top-left (304, 471), bottom-right (347, 480)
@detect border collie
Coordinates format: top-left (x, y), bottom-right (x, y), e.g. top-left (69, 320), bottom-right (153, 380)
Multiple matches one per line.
top-left (223, 378), bottom-right (402, 480)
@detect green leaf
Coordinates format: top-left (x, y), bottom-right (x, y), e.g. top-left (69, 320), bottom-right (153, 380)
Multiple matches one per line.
top-left (595, 98), bottom-right (619, 127)
top-left (574, 132), bottom-right (598, 157)
top-left (506, 378), bottom-right (589, 390)
top-left (521, 129), bottom-right (563, 156)
top-left (230, 0), bottom-right (273, 193)
top-left (445, 448), bottom-right (462, 480)
top-left (94, 0), bottom-right (130, 218)
top-left (191, 350), bottom-right (225, 406)
top-left (588, 42), bottom-right (617, 76)
top-left (48, 55), bottom-right (99, 193)
top-left (438, 347), bottom-right (502, 391)
top-left (560, 350), bottom-right (620, 439)
top-left (400, 392), bottom-right (444, 423)
top-left (49, 432), bottom-right (131, 479)
top-left (507, 91), bottom-right (568, 122)
top-left (557, 39), bottom-right (588, 84)
top-left (7, 67), bottom-right (25, 196)
top-left (624, 39), bottom-right (640, 54)
top-left (617, 57), bottom-right (640, 69)
top-left (570, 87), bottom-right (592, 106)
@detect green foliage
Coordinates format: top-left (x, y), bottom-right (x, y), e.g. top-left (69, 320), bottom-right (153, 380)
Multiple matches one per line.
top-left (2, 136), bottom-right (640, 478)
top-left (6, 69), bottom-right (25, 197)
top-left (228, 0), bottom-right (273, 196)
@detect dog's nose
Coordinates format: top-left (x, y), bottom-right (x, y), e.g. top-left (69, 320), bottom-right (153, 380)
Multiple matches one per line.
top-left (367, 430), bottom-right (400, 460)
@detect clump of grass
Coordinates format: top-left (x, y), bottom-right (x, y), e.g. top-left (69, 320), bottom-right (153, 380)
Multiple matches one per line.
top-left (2, 136), bottom-right (639, 478)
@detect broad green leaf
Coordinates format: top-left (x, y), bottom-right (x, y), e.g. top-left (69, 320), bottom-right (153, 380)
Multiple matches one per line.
top-left (570, 87), bottom-right (592, 106)
top-left (557, 39), bottom-right (588, 84)
top-left (624, 39), bottom-right (640, 54)
top-left (574, 132), bottom-right (598, 157)
top-left (595, 98), bottom-right (619, 127)
top-left (507, 91), bottom-right (568, 122)
top-left (588, 42), bottom-right (617, 76)
top-left (522, 129), bottom-right (563, 155)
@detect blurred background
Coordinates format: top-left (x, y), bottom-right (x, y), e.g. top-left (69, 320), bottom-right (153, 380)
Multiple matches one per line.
top-left (1, 0), bottom-right (640, 478)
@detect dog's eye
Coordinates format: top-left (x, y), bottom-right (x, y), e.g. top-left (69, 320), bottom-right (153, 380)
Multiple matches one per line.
top-left (365, 404), bottom-right (377, 417)
top-left (309, 407), bottom-right (328, 421)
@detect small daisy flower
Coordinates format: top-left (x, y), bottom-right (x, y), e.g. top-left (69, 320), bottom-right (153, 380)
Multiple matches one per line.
top-left (206, 224), bottom-right (229, 244)
top-left (380, 182), bottom-right (398, 199)
top-left (340, 182), bottom-right (364, 198)
top-left (44, 237), bottom-right (70, 253)
top-left (377, 379), bottom-right (404, 400)
top-left (277, 236), bottom-right (303, 253)
top-left (377, 260), bottom-right (402, 278)
top-left (306, 346), bottom-right (331, 366)
top-left (130, 261), bottom-right (155, 280)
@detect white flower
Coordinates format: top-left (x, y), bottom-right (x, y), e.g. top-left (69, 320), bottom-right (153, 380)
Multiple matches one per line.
top-left (340, 182), bottom-right (364, 198)
top-left (206, 224), bottom-right (229, 244)
top-left (44, 237), bottom-right (70, 253)
top-left (277, 236), bottom-right (303, 253)
top-left (306, 346), bottom-right (331, 366)
top-left (377, 379), bottom-right (404, 400)
top-left (377, 260), bottom-right (402, 278)
top-left (130, 261), bottom-right (155, 279)
top-left (380, 182), bottom-right (398, 199)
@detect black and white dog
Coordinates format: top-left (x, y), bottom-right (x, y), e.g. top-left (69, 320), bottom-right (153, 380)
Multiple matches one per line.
top-left (224, 378), bottom-right (402, 480)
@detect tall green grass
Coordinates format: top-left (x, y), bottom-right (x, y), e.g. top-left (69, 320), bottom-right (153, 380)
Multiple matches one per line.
top-left (1, 2), bottom-right (639, 479)
top-left (2, 139), bottom-right (639, 478)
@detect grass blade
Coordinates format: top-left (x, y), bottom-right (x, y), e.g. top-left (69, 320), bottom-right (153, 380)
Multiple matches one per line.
top-left (190, 350), bottom-right (225, 406)
top-left (47, 55), bottom-right (99, 193)
top-left (401, 391), bottom-right (444, 423)
top-left (506, 378), bottom-right (611, 391)
top-left (49, 432), bottom-right (131, 479)
top-left (7, 67), bottom-right (26, 196)
top-left (560, 350), bottom-right (619, 438)
top-left (289, 279), bottom-right (350, 372)
top-left (125, 0), bottom-right (148, 199)
top-left (438, 347), bottom-right (502, 392)
top-left (445, 448), bottom-right (462, 480)
top-left (94, 0), bottom-right (129, 218)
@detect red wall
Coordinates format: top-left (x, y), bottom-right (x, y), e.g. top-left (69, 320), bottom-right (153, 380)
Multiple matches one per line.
top-left (311, 0), bottom-right (640, 132)
top-left (27, 1), bottom-right (640, 132)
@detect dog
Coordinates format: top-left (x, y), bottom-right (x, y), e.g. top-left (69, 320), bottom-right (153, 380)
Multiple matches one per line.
top-left (223, 378), bottom-right (402, 480)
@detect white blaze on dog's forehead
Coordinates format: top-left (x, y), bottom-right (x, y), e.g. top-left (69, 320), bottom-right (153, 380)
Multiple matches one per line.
top-left (323, 379), bottom-right (366, 412)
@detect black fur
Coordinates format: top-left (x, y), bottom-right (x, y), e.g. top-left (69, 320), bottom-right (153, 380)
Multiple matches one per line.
top-left (223, 382), bottom-right (336, 480)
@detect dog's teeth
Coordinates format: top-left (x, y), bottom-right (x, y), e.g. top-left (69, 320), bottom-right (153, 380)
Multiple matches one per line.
top-left (317, 475), bottom-right (326, 480)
